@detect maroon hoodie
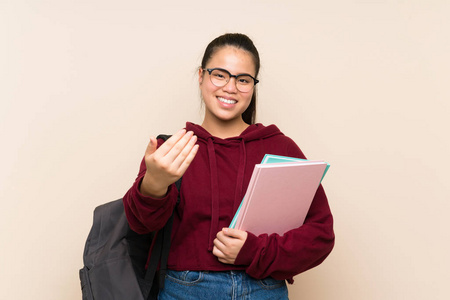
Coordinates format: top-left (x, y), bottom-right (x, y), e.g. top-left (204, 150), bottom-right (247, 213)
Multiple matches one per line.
top-left (123, 122), bottom-right (334, 283)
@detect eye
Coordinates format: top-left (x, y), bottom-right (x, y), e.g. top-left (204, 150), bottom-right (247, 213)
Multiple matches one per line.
top-left (237, 76), bottom-right (252, 85)
top-left (214, 73), bottom-right (226, 79)
top-left (211, 70), bottom-right (228, 80)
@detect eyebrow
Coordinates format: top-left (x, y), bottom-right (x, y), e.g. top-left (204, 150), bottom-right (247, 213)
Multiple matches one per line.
top-left (209, 67), bottom-right (255, 77)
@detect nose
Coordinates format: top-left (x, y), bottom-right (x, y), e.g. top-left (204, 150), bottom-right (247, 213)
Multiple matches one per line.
top-left (222, 77), bottom-right (238, 93)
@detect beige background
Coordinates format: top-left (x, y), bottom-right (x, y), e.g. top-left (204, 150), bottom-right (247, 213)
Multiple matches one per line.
top-left (1, 1), bottom-right (449, 299)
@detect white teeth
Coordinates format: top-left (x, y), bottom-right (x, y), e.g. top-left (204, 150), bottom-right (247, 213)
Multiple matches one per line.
top-left (218, 97), bottom-right (237, 104)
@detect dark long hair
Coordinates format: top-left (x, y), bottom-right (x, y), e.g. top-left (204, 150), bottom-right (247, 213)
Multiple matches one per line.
top-left (200, 33), bottom-right (260, 125)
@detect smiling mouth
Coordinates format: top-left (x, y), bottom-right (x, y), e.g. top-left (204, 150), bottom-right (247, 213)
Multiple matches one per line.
top-left (218, 97), bottom-right (237, 104)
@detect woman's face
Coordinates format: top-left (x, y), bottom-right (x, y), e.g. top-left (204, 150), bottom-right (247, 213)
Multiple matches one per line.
top-left (199, 46), bottom-right (256, 125)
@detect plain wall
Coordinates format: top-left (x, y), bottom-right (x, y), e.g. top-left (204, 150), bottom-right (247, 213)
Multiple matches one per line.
top-left (1, 1), bottom-right (449, 299)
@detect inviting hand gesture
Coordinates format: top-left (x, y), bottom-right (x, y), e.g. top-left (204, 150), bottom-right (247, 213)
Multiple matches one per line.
top-left (140, 129), bottom-right (199, 198)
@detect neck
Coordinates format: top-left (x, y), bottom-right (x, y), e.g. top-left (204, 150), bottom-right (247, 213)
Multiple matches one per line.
top-left (201, 118), bottom-right (250, 139)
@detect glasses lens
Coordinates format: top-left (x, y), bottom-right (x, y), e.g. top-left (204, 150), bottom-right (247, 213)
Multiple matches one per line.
top-left (208, 69), bottom-right (256, 92)
top-left (236, 75), bottom-right (254, 92)
top-left (210, 69), bottom-right (229, 87)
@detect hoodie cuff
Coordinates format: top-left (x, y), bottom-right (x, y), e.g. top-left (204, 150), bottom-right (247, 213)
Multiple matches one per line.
top-left (235, 231), bottom-right (262, 266)
top-left (134, 177), bottom-right (176, 208)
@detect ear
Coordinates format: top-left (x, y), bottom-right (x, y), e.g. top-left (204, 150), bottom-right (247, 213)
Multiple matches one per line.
top-left (198, 68), bottom-right (204, 84)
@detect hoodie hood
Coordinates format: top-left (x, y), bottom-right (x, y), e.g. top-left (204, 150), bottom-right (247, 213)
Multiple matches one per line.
top-left (185, 122), bottom-right (284, 250)
top-left (186, 122), bottom-right (283, 143)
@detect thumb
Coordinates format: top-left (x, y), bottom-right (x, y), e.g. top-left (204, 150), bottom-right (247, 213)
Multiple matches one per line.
top-left (145, 136), bottom-right (158, 156)
top-left (222, 228), bottom-right (246, 239)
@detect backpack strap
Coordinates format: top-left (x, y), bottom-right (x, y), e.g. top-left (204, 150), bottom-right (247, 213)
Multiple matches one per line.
top-left (158, 208), bottom-right (176, 287)
top-left (142, 134), bottom-right (181, 298)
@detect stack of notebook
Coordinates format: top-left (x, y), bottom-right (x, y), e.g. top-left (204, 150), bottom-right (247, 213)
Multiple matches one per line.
top-left (229, 154), bottom-right (330, 236)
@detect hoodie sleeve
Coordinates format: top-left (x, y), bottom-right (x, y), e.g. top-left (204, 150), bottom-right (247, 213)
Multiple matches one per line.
top-left (234, 136), bottom-right (335, 282)
top-left (122, 151), bottom-right (179, 234)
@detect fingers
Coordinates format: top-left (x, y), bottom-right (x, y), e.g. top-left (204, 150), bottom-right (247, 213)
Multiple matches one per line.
top-left (153, 130), bottom-right (197, 164)
top-left (212, 240), bottom-right (231, 264)
top-left (212, 245), bottom-right (229, 264)
top-left (154, 129), bottom-right (188, 158)
top-left (163, 131), bottom-right (196, 163)
top-left (144, 128), bottom-right (187, 158)
top-left (213, 229), bottom-right (247, 265)
top-left (145, 136), bottom-right (158, 156)
top-left (213, 228), bottom-right (248, 264)
top-left (213, 236), bottom-right (227, 252)
top-left (147, 129), bottom-right (199, 170)
top-left (172, 135), bottom-right (199, 173)
top-left (219, 228), bottom-right (247, 240)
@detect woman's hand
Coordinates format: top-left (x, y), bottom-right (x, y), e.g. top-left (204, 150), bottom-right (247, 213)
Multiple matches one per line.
top-left (213, 228), bottom-right (248, 265)
top-left (140, 129), bottom-right (199, 198)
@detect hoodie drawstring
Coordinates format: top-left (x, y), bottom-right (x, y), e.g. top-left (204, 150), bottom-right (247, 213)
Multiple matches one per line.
top-left (233, 139), bottom-right (247, 213)
top-left (207, 138), bottom-right (220, 251)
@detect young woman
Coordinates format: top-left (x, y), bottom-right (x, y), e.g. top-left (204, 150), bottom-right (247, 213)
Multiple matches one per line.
top-left (123, 33), bottom-right (335, 300)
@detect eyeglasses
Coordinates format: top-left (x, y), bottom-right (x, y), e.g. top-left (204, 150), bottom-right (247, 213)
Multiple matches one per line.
top-left (203, 68), bottom-right (259, 93)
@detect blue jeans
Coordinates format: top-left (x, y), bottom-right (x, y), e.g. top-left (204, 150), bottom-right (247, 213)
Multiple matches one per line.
top-left (158, 270), bottom-right (289, 300)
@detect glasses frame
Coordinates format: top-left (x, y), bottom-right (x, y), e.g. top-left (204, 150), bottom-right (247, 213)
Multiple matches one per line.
top-left (203, 68), bottom-right (259, 92)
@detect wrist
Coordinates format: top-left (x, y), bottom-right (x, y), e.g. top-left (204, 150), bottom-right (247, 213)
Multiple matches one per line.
top-left (140, 174), bottom-right (168, 198)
